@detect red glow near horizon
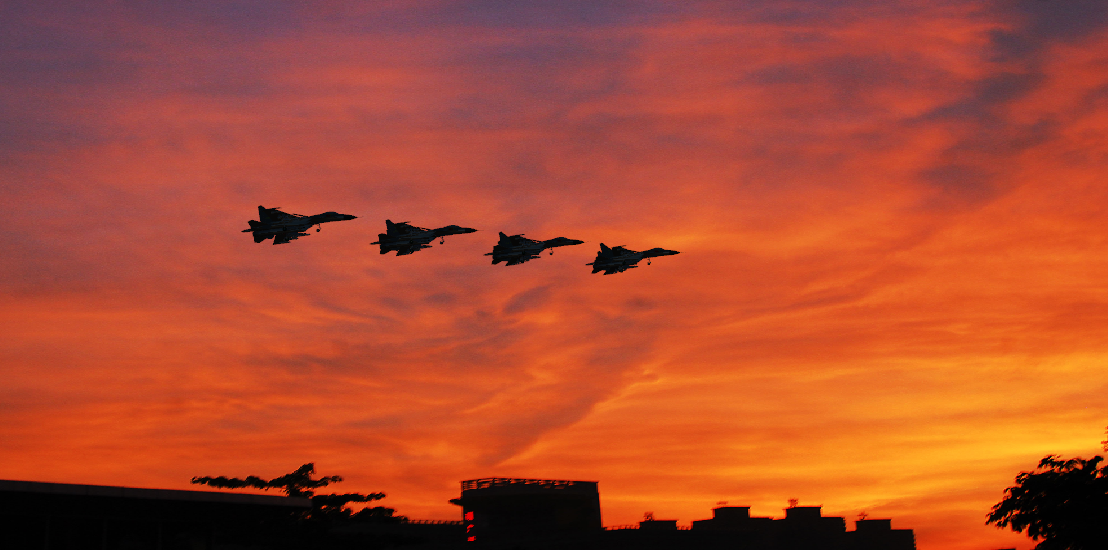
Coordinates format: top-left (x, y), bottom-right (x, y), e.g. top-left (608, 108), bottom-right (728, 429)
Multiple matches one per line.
top-left (3, 2), bottom-right (1108, 549)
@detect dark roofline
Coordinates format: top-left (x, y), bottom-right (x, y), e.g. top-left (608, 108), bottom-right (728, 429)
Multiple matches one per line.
top-left (461, 478), bottom-right (598, 491)
top-left (0, 479), bottom-right (311, 508)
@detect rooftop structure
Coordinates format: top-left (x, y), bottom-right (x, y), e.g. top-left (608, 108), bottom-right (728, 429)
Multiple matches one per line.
top-left (848, 519), bottom-right (917, 550)
top-left (457, 478), bottom-right (602, 543)
top-left (460, 477), bottom-right (598, 493)
top-left (687, 505), bottom-right (915, 550)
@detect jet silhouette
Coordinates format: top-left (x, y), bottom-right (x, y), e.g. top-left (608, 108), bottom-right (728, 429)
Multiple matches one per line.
top-left (586, 243), bottom-right (679, 274)
top-left (371, 220), bottom-right (477, 255)
top-left (243, 205), bottom-right (357, 245)
top-left (486, 232), bottom-right (585, 266)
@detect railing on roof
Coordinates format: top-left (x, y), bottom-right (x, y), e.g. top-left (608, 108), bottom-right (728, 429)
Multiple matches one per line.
top-left (460, 478), bottom-right (594, 491)
top-left (604, 524), bottom-right (693, 531)
top-left (400, 519), bottom-right (464, 526)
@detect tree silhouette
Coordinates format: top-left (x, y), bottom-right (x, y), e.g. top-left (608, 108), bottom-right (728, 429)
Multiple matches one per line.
top-left (192, 463), bottom-right (390, 520)
top-left (987, 454), bottom-right (1108, 550)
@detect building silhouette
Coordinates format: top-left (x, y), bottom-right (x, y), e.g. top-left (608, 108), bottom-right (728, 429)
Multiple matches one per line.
top-left (456, 478), bottom-right (602, 544)
top-left (454, 479), bottom-right (916, 550)
top-left (0, 476), bottom-right (916, 549)
top-left (847, 518), bottom-right (917, 550)
top-left (0, 478), bottom-right (310, 549)
top-left (686, 505), bottom-right (914, 550)
top-left (0, 478), bottom-right (463, 549)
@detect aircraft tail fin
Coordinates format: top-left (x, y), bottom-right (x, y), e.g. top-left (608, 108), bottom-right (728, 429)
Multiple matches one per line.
top-left (599, 243), bottom-right (611, 254)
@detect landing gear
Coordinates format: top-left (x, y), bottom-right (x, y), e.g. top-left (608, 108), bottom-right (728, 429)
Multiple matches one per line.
top-left (440, 237), bottom-right (445, 244)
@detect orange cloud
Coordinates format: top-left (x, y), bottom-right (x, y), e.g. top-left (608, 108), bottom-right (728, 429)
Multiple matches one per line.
top-left (3, 3), bottom-right (1108, 549)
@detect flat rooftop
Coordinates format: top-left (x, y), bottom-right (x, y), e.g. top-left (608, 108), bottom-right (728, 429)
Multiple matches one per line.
top-left (0, 479), bottom-right (311, 508)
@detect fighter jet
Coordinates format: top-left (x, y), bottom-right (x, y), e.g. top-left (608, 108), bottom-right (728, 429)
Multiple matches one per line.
top-left (486, 232), bottom-right (585, 266)
top-left (371, 220), bottom-right (477, 255)
top-left (586, 243), bottom-right (680, 274)
top-left (243, 205), bottom-right (357, 245)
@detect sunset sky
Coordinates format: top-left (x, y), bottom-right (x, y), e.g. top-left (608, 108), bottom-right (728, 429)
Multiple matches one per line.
top-left (3, 1), bottom-right (1108, 548)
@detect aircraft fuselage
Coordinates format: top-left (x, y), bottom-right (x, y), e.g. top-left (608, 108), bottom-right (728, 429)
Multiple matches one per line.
top-left (244, 206), bottom-right (357, 245)
top-left (372, 220), bottom-right (477, 255)
top-left (487, 234), bottom-right (584, 265)
top-left (587, 244), bottom-right (679, 274)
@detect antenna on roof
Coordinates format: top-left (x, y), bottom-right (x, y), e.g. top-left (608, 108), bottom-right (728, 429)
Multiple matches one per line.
top-left (788, 499), bottom-right (799, 508)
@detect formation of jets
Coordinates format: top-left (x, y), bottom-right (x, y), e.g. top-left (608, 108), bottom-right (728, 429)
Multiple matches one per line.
top-left (243, 206), bottom-right (679, 274)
